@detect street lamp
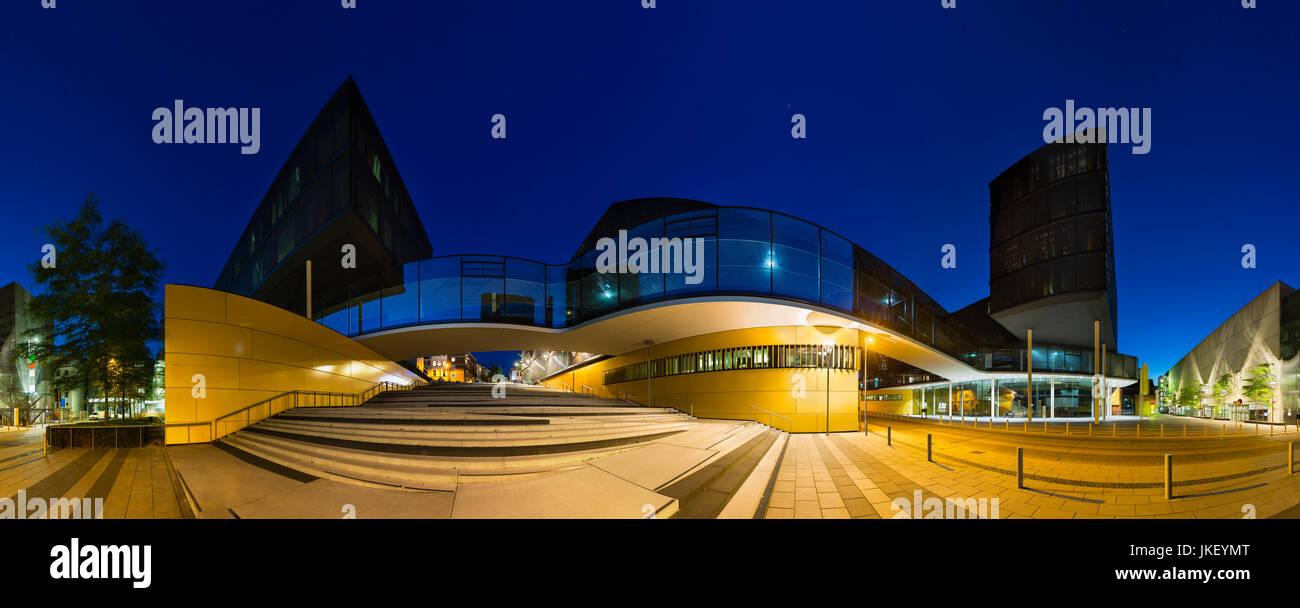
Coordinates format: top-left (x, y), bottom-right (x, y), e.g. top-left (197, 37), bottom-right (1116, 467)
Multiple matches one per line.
top-left (822, 340), bottom-right (834, 434)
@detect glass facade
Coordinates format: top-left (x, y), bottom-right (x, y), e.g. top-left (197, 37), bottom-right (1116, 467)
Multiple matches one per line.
top-left (902, 377), bottom-right (1113, 419)
top-left (988, 141), bottom-right (1117, 343)
top-left (602, 344), bottom-right (859, 385)
top-left (311, 199), bottom-right (1138, 382)
top-left (311, 201), bottom-right (977, 353)
top-left (214, 78), bottom-right (432, 314)
top-left (1280, 290), bottom-right (1300, 424)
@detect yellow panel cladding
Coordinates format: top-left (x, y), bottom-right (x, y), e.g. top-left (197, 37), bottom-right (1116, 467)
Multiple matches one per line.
top-left (540, 325), bottom-right (862, 432)
top-left (162, 284), bottom-right (420, 444)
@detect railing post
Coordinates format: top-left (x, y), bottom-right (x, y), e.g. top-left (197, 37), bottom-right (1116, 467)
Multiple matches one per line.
top-left (1164, 454), bottom-right (1173, 500)
top-left (926, 434), bottom-right (933, 462)
top-left (887, 425), bottom-right (892, 446)
top-left (1016, 447), bottom-right (1024, 489)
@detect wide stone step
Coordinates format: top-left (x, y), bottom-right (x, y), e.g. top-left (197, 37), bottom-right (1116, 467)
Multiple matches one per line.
top-left (261, 416), bottom-right (688, 435)
top-left (220, 429), bottom-right (662, 489)
top-left (254, 418), bottom-right (693, 447)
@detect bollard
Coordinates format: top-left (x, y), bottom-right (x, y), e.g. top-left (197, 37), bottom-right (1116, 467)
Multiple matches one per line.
top-left (1044, 420), bottom-right (1048, 433)
top-left (1164, 454), bottom-right (1173, 500)
top-left (1112, 424), bottom-right (1116, 437)
top-left (887, 426), bottom-right (892, 447)
top-left (1066, 421), bottom-right (1070, 436)
top-left (1024, 420), bottom-right (1028, 432)
top-left (926, 434), bottom-right (933, 462)
top-left (1183, 426), bottom-right (1187, 438)
top-left (1016, 447), bottom-right (1025, 489)
top-left (1089, 423), bottom-right (1093, 437)
top-left (1006, 419), bottom-right (1010, 431)
top-left (1136, 425), bottom-right (1140, 439)
top-left (1290, 442), bottom-right (1295, 475)
top-left (1161, 424), bottom-right (1164, 438)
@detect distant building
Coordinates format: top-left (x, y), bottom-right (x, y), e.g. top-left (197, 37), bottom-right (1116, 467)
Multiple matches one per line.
top-left (417, 354), bottom-right (480, 383)
top-left (0, 282), bottom-right (74, 416)
top-left (1165, 281), bottom-right (1300, 423)
top-left (515, 351), bottom-right (602, 385)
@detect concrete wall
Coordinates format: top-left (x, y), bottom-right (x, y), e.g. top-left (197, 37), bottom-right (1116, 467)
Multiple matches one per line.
top-left (540, 325), bottom-right (862, 432)
top-left (163, 284), bottom-right (419, 443)
top-left (1166, 282), bottom-right (1290, 420)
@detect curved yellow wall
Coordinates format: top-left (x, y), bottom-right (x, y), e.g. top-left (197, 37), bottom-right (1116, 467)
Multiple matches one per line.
top-left (163, 284), bottom-right (419, 443)
top-left (542, 326), bottom-right (862, 432)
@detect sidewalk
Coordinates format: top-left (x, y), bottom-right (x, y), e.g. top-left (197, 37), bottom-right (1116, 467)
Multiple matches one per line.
top-left (764, 431), bottom-right (1300, 519)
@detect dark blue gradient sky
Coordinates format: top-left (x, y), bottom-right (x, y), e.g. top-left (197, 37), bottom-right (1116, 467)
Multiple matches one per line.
top-left (0, 0), bottom-right (1296, 375)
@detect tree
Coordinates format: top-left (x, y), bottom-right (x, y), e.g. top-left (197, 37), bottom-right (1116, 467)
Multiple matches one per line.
top-left (1176, 382), bottom-right (1203, 413)
top-left (17, 195), bottom-right (165, 421)
top-left (488, 364), bottom-right (504, 381)
top-left (1241, 364), bottom-right (1275, 420)
top-left (1211, 374), bottom-right (1234, 418)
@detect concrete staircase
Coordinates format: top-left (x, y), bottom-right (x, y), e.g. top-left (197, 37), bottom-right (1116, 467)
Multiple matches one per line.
top-left (216, 382), bottom-right (695, 491)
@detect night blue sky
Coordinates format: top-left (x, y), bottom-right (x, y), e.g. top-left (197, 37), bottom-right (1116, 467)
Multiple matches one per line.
top-left (1, 0), bottom-right (1296, 375)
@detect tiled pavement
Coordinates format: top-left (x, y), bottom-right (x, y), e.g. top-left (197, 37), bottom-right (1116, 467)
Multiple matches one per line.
top-left (1, 431), bottom-right (189, 519)
top-left (764, 429), bottom-right (1300, 519)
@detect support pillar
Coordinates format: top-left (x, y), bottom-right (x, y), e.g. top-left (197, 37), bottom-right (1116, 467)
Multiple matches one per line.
top-left (1050, 376), bottom-right (1056, 419)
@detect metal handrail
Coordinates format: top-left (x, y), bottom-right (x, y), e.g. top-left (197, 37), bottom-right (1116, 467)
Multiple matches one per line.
top-left (211, 379), bottom-right (425, 441)
top-left (658, 395), bottom-right (694, 417)
top-left (750, 405), bottom-right (792, 432)
top-left (579, 384), bottom-right (595, 397)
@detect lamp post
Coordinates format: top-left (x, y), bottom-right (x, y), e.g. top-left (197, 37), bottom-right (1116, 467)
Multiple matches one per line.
top-left (644, 340), bottom-right (655, 407)
top-left (1027, 328), bottom-right (1033, 424)
top-left (822, 340), bottom-right (836, 434)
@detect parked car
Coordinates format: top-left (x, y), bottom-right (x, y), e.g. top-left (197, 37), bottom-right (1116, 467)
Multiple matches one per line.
top-left (89, 409), bottom-right (105, 420)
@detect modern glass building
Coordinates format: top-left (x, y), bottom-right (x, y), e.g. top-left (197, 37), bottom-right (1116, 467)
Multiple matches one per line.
top-left (304, 197), bottom-right (1139, 420)
top-left (214, 77), bottom-right (432, 317)
top-left (988, 141), bottom-right (1118, 350)
top-left (201, 81), bottom-right (1140, 429)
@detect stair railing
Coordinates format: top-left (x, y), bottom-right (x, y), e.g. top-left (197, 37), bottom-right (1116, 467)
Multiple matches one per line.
top-left (212, 378), bottom-right (426, 441)
top-left (750, 405), bottom-right (792, 432)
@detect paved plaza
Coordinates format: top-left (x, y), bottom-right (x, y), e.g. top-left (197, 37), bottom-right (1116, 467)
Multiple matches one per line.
top-left (763, 416), bottom-right (1300, 519)
top-left (1, 429), bottom-right (189, 519)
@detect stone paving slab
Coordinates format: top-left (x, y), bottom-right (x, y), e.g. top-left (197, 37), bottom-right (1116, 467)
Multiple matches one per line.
top-left (763, 428), bottom-right (1300, 519)
top-left (1, 444), bottom-right (187, 519)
